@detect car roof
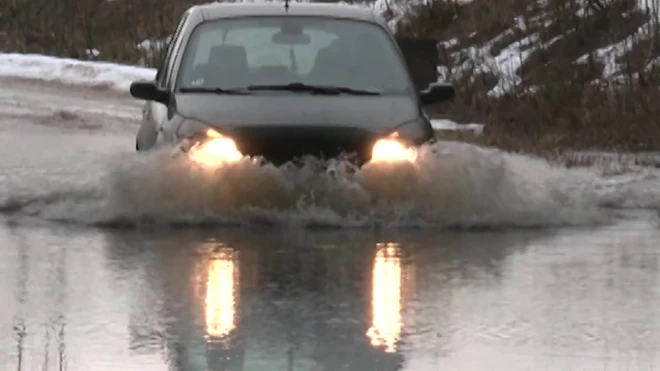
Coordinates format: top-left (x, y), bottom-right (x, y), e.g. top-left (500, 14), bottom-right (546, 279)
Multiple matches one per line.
top-left (196, 2), bottom-right (384, 25)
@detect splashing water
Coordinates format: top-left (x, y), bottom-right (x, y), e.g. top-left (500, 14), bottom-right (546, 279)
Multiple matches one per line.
top-left (0, 140), bottom-right (656, 229)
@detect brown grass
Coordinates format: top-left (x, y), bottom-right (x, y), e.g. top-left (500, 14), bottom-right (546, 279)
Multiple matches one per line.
top-left (0, 0), bottom-right (208, 65)
top-left (399, 0), bottom-right (660, 154)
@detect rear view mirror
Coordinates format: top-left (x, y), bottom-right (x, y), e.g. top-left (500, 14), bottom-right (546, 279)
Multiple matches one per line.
top-left (272, 20), bottom-right (311, 45)
top-left (395, 37), bottom-right (438, 91)
top-left (130, 80), bottom-right (169, 103)
top-left (419, 82), bottom-right (455, 106)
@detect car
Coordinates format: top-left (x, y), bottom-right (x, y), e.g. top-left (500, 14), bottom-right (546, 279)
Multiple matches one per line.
top-left (128, 1), bottom-right (455, 168)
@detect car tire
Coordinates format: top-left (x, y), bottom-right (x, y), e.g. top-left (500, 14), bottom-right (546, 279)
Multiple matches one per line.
top-left (136, 124), bottom-right (158, 152)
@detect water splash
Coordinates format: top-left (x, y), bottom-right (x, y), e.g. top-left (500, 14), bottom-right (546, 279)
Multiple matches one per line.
top-left (0, 140), bottom-right (653, 229)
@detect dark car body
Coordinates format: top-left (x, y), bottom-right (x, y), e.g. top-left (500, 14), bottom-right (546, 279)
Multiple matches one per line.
top-left (129, 2), bottom-right (454, 166)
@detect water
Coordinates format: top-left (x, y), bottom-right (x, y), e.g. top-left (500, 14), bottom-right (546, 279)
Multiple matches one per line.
top-left (1, 78), bottom-right (660, 370)
top-left (3, 225), bottom-right (660, 371)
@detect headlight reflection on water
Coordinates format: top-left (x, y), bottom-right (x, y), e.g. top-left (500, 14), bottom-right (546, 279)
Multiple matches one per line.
top-left (202, 246), bottom-right (239, 339)
top-left (366, 242), bottom-right (408, 353)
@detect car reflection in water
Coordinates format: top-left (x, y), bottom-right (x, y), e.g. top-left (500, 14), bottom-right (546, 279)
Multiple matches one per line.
top-left (128, 233), bottom-right (412, 371)
top-left (2, 223), bottom-right (561, 371)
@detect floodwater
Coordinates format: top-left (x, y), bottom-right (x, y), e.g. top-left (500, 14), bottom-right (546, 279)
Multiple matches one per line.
top-left (1, 78), bottom-right (660, 371)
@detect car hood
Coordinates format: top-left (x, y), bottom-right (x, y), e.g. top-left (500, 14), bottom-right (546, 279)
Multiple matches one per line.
top-left (174, 94), bottom-right (420, 134)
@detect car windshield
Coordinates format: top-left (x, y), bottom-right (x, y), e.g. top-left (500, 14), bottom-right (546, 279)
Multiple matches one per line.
top-left (176, 16), bottom-right (414, 95)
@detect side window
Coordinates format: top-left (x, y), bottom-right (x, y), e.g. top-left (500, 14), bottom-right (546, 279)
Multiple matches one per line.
top-left (155, 36), bottom-right (175, 87)
top-left (156, 12), bottom-right (190, 89)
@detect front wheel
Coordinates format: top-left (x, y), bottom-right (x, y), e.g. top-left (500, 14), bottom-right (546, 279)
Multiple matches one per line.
top-left (135, 123), bottom-right (159, 152)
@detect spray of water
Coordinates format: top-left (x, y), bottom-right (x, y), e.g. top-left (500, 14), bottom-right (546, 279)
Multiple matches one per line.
top-left (1, 139), bottom-right (628, 229)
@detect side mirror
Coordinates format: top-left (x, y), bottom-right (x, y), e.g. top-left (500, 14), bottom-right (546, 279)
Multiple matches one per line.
top-left (419, 82), bottom-right (455, 106)
top-left (129, 80), bottom-right (169, 103)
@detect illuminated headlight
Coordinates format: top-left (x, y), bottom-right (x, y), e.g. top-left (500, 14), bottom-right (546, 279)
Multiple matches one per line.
top-left (369, 118), bottom-right (427, 164)
top-left (176, 119), bottom-right (243, 168)
top-left (370, 135), bottom-right (417, 163)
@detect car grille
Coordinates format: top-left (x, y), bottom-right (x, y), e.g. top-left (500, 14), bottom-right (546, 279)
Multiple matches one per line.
top-left (229, 126), bottom-right (378, 166)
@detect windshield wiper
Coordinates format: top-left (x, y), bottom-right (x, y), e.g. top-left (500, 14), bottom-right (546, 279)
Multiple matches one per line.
top-left (179, 86), bottom-right (252, 95)
top-left (246, 83), bottom-right (381, 96)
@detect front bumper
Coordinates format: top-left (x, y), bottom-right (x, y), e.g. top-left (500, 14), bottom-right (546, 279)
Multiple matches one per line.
top-left (229, 126), bottom-right (378, 166)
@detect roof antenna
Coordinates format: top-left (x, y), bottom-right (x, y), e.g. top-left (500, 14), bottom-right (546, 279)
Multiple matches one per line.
top-left (285, 0), bottom-right (290, 12)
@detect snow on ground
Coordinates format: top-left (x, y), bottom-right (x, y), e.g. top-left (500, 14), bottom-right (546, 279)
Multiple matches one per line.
top-left (575, 21), bottom-right (655, 78)
top-left (441, 16), bottom-right (549, 97)
top-left (438, 0), bottom-right (660, 96)
top-left (430, 119), bottom-right (484, 133)
top-left (636, 0), bottom-right (659, 13)
top-left (0, 53), bottom-right (156, 92)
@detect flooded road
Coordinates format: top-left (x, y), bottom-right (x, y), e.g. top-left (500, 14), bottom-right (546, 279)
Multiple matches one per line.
top-left (1, 78), bottom-right (660, 370)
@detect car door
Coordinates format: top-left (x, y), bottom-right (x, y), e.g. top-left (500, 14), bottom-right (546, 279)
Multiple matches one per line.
top-left (137, 11), bottom-right (191, 150)
top-left (394, 37), bottom-right (439, 92)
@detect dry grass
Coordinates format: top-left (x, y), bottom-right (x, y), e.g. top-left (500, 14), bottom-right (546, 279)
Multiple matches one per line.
top-left (399, 0), bottom-right (660, 154)
top-left (0, 0), bottom-right (207, 65)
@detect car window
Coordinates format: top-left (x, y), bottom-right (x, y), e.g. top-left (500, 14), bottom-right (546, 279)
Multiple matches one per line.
top-left (191, 27), bottom-right (335, 75)
top-left (176, 16), bottom-right (414, 95)
top-left (157, 11), bottom-right (190, 89)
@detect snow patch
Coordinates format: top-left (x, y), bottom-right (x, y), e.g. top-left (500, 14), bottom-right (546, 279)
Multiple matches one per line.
top-left (636, 0), bottom-right (659, 13)
top-left (431, 119), bottom-right (484, 133)
top-left (443, 25), bottom-right (542, 97)
top-left (576, 22), bottom-right (653, 78)
top-left (488, 33), bottom-right (539, 97)
top-left (437, 0), bottom-right (659, 95)
top-left (0, 53), bottom-right (156, 92)
top-left (137, 37), bottom-right (171, 53)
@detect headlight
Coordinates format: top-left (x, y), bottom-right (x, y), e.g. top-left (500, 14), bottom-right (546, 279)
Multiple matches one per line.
top-left (369, 118), bottom-right (427, 164)
top-left (370, 134), bottom-right (417, 164)
top-left (176, 119), bottom-right (243, 168)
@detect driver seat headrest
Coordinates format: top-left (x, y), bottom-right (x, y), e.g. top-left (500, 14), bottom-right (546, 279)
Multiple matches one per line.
top-left (207, 44), bottom-right (249, 86)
